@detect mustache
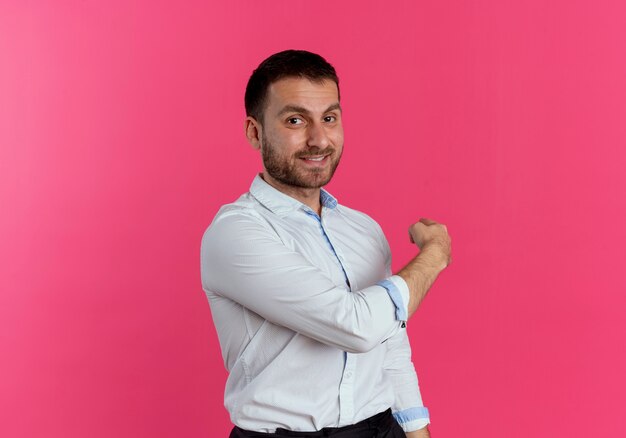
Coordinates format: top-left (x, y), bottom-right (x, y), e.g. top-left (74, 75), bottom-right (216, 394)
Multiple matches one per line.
top-left (295, 147), bottom-right (334, 158)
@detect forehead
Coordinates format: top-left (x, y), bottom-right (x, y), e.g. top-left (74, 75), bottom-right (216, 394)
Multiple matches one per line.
top-left (265, 77), bottom-right (339, 114)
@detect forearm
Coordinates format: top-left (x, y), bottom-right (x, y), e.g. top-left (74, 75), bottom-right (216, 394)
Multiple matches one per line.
top-left (397, 242), bottom-right (448, 319)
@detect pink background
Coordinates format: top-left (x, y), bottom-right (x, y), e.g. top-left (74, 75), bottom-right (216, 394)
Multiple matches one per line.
top-left (1, 1), bottom-right (625, 437)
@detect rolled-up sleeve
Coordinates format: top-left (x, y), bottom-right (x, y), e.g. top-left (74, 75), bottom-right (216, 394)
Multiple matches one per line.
top-left (200, 210), bottom-right (405, 354)
top-left (376, 275), bottom-right (410, 323)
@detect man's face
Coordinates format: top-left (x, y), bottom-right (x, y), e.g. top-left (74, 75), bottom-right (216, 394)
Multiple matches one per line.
top-left (258, 77), bottom-right (344, 190)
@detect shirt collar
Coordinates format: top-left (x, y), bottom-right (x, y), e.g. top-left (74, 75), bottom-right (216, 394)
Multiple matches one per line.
top-left (249, 174), bottom-right (338, 216)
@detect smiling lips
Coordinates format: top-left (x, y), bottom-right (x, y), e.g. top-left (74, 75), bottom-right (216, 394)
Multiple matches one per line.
top-left (299, 153), bottom-right (331, 164)
top-left (302, 155), bottom-right (327, 161)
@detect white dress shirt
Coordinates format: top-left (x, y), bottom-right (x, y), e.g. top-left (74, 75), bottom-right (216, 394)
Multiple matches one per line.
top-left (200, 175), bottom-right (430, 433)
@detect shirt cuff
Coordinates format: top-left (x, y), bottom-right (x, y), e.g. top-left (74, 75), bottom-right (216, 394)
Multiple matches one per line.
top-left (392, 407), bottom-right (430, 432)
top-left (376, 275), bottom-right (409, 322)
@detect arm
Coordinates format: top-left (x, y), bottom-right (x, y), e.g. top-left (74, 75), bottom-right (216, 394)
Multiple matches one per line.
top-left (201, 213), bottom-right (450, 353)
top-left (399, 218), bottom-right (451, 318)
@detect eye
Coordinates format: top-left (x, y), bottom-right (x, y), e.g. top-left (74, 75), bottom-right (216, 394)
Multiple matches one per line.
top-left (287, 117), bottom-right (304, 125)
top-left (324, 115), bottom-right (337, 123)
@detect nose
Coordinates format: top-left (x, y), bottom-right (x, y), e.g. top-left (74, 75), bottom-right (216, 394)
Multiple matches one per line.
top-left (306, 121), bottom-right (330, 149)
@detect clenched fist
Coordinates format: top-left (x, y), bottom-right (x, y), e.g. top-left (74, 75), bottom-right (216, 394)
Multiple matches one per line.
top-left (408, 218), bottom-right (452, 268)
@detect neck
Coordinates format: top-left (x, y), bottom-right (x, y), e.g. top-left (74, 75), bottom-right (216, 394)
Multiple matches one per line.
top-left (261, 173), bottom-right (322, 216)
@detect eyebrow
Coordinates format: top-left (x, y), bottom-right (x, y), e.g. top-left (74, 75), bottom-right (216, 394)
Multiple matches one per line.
top-left (277, 103), bottom-right (342, 117)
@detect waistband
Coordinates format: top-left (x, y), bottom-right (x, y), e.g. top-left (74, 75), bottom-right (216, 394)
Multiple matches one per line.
top-left (232, 409), bottom-right (395, 437)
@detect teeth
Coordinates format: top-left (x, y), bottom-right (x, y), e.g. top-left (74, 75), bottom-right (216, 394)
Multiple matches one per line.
top-left (304, 156), bottom-right (325, 161)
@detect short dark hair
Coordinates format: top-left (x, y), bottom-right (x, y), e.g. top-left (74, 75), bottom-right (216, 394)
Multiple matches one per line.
top-left (245, 50), bottom-right (340, 124)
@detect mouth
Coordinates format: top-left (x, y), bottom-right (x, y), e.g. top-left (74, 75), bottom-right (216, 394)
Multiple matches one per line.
top-left (299, 154), bottom-right (331, 164)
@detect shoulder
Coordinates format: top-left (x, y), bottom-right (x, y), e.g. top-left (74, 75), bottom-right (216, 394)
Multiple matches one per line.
top-left (201, 193), bottom-right (273, 249)
top-left (200, 194), bottom-right (282, 284)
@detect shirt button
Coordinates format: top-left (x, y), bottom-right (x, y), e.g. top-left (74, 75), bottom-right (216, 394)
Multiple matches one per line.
top-left (345, 372), bottom-right (353, 379)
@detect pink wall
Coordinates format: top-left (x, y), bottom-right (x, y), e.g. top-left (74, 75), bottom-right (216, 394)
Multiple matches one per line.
top-left (1, 1), bottom-right (625, 437)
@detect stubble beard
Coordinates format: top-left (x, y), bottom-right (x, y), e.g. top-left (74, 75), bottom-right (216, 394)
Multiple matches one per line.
top-left (261, 133), bottom-right (342, 189)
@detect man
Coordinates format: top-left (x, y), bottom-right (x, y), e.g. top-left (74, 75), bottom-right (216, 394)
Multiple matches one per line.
top-left (201, 50), bottom-right (451, 437)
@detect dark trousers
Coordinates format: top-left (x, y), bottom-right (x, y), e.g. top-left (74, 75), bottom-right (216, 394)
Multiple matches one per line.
top-left (229, 409), bottom-right (406, 437)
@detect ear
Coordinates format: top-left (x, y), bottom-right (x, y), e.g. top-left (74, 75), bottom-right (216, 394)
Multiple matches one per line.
top-left (244, 116), bottom-right (262, 151)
